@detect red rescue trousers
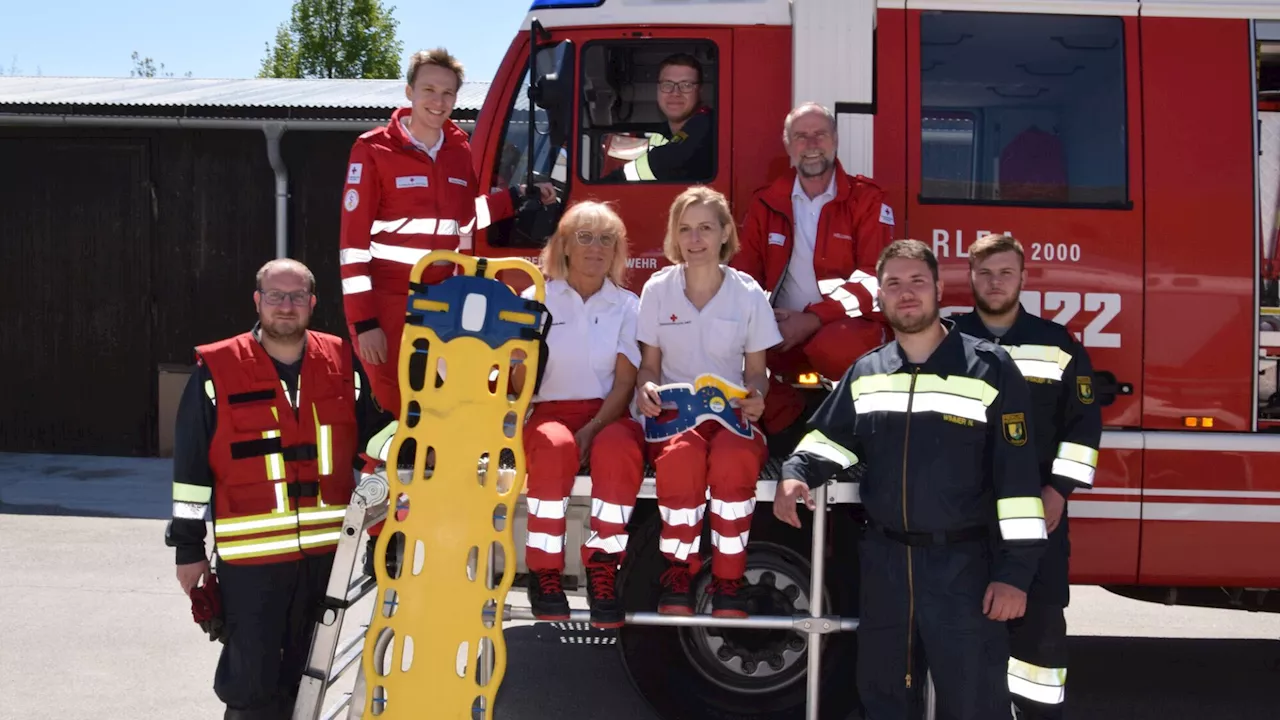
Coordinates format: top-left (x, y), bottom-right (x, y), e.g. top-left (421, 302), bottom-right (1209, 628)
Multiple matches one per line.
top-left (647, 416), bottom-right (767, 580)
top-left (761, 316), bottom-right (887, 435)
top-left (349, 266), bottom-right (453, 417)
top-left (524, 399), bottom-right (646, 572)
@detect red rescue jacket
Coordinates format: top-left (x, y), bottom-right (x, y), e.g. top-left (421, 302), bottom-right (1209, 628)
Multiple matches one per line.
top-left (732, 161), bottom-right (896, 326)
top-left (338, 107), bottom-right (517, 335)
top-left (199, 330), bottom-right (359, 566)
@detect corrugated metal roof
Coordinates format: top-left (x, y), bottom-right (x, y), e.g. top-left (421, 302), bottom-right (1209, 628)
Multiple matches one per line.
top-left (0, 76), bottom-right (491, 112)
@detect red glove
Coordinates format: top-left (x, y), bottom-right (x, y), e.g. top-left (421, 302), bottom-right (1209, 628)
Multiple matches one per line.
top-left (189, 574), bottom-right (227, 643)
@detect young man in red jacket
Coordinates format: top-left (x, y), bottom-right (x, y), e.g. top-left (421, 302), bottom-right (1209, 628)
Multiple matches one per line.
top-left (339, 47), bottom-right (553, 416)
top-left (731, 102), bottom-right (897, 437)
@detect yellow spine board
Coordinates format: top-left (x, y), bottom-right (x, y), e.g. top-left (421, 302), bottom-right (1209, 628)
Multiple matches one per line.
top-left (361, 251), bottom-right (544, 719)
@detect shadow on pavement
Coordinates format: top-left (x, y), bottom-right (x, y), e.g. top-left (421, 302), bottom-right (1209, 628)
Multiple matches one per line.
top-left (0, 452), bottom-right (173, 520)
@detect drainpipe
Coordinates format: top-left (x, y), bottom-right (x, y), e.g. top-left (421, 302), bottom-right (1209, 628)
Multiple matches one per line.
top-left (263, 122), bottom-right (289, 259)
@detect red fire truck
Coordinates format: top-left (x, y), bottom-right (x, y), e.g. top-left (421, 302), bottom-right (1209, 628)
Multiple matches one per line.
top-left (462, 0), bottom-right (1280, 717)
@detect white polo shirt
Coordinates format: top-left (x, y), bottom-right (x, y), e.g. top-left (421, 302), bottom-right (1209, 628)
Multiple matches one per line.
top-left (522, 278), bottom-right (641, 403)
top-left (636, 265), bottom-right (783, 388)
top-left (774, 173), bottom-right (836, 312)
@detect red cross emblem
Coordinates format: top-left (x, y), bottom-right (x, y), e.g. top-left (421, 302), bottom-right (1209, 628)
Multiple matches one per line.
top-left (669, 314), bottom-right (678, 322)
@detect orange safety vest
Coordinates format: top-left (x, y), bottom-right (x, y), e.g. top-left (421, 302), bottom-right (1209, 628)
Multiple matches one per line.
top-left (198, 330), bottom-right (359, 565)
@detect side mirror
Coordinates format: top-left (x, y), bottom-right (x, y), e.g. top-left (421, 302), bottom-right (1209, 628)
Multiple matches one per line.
top-left (532, 41), bottom-right (575, 154)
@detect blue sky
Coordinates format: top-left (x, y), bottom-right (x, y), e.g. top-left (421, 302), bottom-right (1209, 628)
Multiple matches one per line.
top-left (0, 0), bottom-right (533, 81)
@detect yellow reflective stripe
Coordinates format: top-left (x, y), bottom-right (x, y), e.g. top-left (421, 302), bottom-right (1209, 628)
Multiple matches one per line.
top-left (368, 420), bottom-right (399, 462)
top-left (263, 430), bottom-right (285, 481)
top-left (354, 370), bottom-right (362, 401)
top-left (1008, 658), bottom-right (1067, 705)
top-left (299, 507), bottom-right (347, 525)
top-left (299, 528), bottom-right (342, 547)
top-left (1006, 345), bottom-right (1071, 367)
top-left (203, 380), bottom-right (216, 405)
top-left (1008, 658), bottom-right (1066, 687)
top-left (173, 482), bottom-right (212, 503)
top-left (795, 429), bottom-right (859, 469)
top-left (623, 153), bottom-right (656, 181)
top-left (217, 535), bottom-right (302, 559)
top-left (848, 373), bottom-right (998, 404)
top-left (997, 496), bottom-right (1046, 521)
top-left (214, 512), bottom-right (299, 538)
top-left (312, 402), bottom-right (333, 476)
top-left (1057, 441), bottom-right (1098, 467)
top-left (854, 391), bottom-right (990, 424)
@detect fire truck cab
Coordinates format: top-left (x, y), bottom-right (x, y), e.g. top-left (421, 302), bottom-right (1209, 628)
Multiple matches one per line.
top-left (464, 0), bottom-right (1280, 717)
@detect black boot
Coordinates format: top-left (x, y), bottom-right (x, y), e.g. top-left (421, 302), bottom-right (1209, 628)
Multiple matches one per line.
top-left (709, 576), bottom-right (748, 618)
top-left (584, 552), bottom-right (624, 629)
top-left (527, 569), bottom-right (570, 621)
top-left (657, 561), bottom-right (695, 615)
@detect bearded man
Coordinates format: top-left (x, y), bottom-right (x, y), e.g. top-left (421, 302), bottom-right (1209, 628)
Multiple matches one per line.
top-left (165, 258), bottom-right (395, 720)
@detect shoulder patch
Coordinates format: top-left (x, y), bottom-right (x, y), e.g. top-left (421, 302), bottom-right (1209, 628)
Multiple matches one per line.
top-left (344, 188), bottom-right (359, 212)
top-left (347, 162), bottom-right (363, 184)
top-left (1002, 412), bottom-right (1028, 446)
top-left (1076, 376), bottom-right (1095, 404)
top-left (879, 203), bottom-right (895, 226)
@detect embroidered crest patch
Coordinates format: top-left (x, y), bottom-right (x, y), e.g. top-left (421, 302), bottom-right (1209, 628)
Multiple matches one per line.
top-left (1002, 412), bottom-right (1027, 446)
top-left (1077, 376), bottom-right (1095, 404)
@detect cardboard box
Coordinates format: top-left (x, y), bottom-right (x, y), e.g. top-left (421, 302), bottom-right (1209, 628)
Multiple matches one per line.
top-left (157, 364), bottom-right (194, 458)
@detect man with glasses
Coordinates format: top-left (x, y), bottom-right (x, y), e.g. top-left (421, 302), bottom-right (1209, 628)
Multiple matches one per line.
top-left (165, 258), bottom-right (396, 720)
top-left (607, 53), bottom-right (715, 183)
top-left (732, 102), bottom-right (898, 445)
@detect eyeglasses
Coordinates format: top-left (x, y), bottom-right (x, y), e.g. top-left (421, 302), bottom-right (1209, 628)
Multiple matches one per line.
top-left (260, 290), bottom-right (312, 306)
top-left (574, 230), bottom-right (618, 247)
top-left (658, 80), bottom-right (699, 94)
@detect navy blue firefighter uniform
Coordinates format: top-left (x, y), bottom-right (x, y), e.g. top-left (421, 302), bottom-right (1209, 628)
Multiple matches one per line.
top-left (782, 319), bottom-right (1048, 720)
top-left (953, 306), bottom-right (1102, 717)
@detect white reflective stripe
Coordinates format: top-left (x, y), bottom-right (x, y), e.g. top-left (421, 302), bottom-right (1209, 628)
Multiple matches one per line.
top-left (711, 529), bottom-right (750, 555)
top-left (342, 275), bottom-right (372, 294)
top-left (340, 248), bottom-right (372, 264)
top-left (457, 232), bottom-right (474, 251)
top-left (1013, 358), bottom-right (1065, 382)
top-left (275, 481), bottom-right (288, 513)
top-left (1057, 441), bottom-right (1098, 467)
top-left (584, 532), bottom-right (628, 554)
top-left (298, 507), bottom-right (347, 523)
top-left (202, 380), bottom-right (216, 406)
top-left (658, 535), bottom-right (700, 560)
top-left (528, 497), bottom-right (570, 520)
top-left (217, 537), bottom-right (301, 558)
top-left (215, 513), bottom-right (299, 536)
top-left (1052, 458), bottom-right (1096, 487)
top-left (710, 498), bottom-right (756, 521)
top-left (474, 196), bottom-right (493, 230)
top-left (369, 242), bottom-right (431, 265)
top-left (1008, 658), bottom-right (1066, 705)
top-left (280, 380), bottom-right (297, 408)
top-left (173, 501), bottom-right (208, 520)
top-left (299, 531), bottom-right (342, 547)
top-left (854, 391), bottom-right (989, 424)
top-left (591, 498), bottom-right (633, 525)
top-left (370, 218), bottom-right (408, 234)
top-left (263, 430), bottom-right (285, 482)
top-left (827, 287), bottom-right (864, 317)
top-left (795, 429), bottom-right (859, 469)
top-left (317, 424), bottom-right (332, 476)
top-left (1000, 517), bottom-right (1048, 541)
top-left (660, 504), bottom-right (706, 527)
top-left (526, 531), bottom-right (565, 554)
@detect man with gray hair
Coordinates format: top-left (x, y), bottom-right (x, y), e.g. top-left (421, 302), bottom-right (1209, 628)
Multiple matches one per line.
top-left (731, 102), bottom-right (898, 441)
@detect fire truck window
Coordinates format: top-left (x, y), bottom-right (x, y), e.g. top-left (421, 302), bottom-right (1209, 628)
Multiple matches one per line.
top-left (577, 40), bottom-right (718, 184)
top-left (488, 42), bottom-right (572, 249)
top-left (920, 12), bottom-right (1127, 207)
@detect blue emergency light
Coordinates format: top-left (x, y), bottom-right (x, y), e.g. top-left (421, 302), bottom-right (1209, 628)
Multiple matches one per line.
top-left (529, 0), bottom-right (604, 8)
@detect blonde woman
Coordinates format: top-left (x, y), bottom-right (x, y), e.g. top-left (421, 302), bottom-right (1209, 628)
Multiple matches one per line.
top-left (635, 186), bottom-right (783, 618)
top-left (512, 201), bottom-right (646, 629)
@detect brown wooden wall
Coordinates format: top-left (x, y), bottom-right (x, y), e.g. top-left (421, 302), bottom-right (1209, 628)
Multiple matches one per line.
top-left (0, 125), bottom-right (369, 456)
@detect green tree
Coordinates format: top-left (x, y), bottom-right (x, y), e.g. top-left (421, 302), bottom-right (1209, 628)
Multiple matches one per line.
top-left (258, 0), bottom-right (404, 80)
top-left (130, 51), bottom-right (192, 78)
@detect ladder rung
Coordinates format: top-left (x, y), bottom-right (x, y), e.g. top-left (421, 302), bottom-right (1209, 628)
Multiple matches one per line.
top-left (320, 692), bottom-right (352, 720)
top-left (504, 606), bottom-right (858, 633)
top-left (329, 634), bottom-right (366, 684)
top-left (346, 576), bottom-right (377, 606)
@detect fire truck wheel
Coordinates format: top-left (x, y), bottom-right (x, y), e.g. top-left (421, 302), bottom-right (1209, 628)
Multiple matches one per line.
top-left (617, 508), bottom-right (861, 720)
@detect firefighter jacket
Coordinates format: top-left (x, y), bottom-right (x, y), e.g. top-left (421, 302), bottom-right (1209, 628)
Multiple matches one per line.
top-left (607, 106), bottom-right (715, 183)
top-left (781, 320), bottom-right (1048, 592)
top-left (952, 306), bottom-right (1102, 498)
top-left (732, 160), bottom-right (896, 327)
top-left (338, 107), bottom-right (518, 335)
top-left (164, 327), bottom-right (398, 566)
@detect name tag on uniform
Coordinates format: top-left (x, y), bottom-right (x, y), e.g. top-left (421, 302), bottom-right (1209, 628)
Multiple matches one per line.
top-left (767, 233), bottom-right (786, 246)
top-left (447, 177), bottom-right (468, 187)
top-left (396, 175), bottom-right (429, 189)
